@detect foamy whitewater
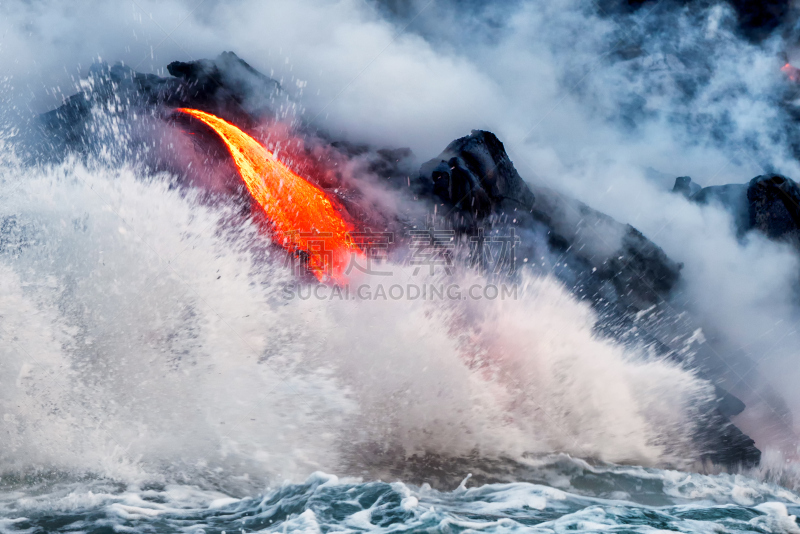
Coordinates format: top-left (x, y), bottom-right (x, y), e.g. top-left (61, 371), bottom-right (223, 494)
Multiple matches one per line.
top-left (0, 156), bottom-right (712, 479)
top-left (4, 0), bottom-right (800, 531)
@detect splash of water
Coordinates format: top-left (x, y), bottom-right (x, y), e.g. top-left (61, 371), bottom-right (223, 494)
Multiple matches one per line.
top-left (0, 153), bottom-right (715, 490)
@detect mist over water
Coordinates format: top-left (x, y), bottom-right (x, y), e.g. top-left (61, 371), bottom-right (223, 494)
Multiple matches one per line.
top-left (3, 0), bottom-right (800, 531)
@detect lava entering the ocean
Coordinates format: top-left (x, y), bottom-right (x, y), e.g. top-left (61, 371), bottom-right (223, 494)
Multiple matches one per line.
top-left (177, 108), bottom-right (362, 283)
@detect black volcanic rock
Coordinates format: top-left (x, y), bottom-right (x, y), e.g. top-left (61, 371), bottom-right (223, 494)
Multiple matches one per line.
top-left (690, 180), bottom-right (751, 237)
top-left (676, 174), bottom-right (800, 245)
top-left (31, 52), bottom-right (283, 163)
top-left (748, 174), bottom-right (800, 242)
top-left (418, 131), bottom-right (536, 220)
top-left (417, 130), bottom-right (681, 313)
top-left (165, 52), bottom-right (282, 119)
top-left (696, 411), bottom-right (760, 466)
top-left (672, 176), bottom-right (702, 198)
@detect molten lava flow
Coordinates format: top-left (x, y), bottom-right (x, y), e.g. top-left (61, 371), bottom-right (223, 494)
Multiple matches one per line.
top-left (782, 62), bottom-right (800, 82)
top-left (177, 108), bottom-right (362, 283)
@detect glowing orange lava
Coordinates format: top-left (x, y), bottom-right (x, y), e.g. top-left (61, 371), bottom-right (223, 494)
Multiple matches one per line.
top-left (782, 62), bottom-right (800, 82)
top-left (177, 108), bottom-right (362, 283)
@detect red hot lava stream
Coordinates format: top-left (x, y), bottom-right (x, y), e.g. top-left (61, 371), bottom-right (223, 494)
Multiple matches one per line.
top-left (177, 108), bottom-right (363, 283)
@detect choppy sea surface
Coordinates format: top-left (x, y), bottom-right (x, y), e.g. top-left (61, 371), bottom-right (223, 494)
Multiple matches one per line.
top-left (2, 463), bottom-right (800, 534)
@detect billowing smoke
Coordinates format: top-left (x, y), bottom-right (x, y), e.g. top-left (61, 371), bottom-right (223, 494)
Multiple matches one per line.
top-left (2, 0), bottom-right (800, 484)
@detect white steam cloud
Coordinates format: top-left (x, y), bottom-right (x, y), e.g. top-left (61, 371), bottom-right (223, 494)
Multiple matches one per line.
top-left (1, 0), bottom-right (800, 469)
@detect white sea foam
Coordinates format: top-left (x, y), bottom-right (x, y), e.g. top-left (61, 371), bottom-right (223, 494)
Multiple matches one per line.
top-left (2, 465), bottom-right (799, 534)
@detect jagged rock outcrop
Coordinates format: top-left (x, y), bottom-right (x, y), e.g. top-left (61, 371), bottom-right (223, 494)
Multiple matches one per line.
top-left (672, 176), bottom-right (702, 198)
top-left (30, 52), bottom-right (283, 163)
top-left (676, 174), bottom-right (800, 246)
top-left (417, 130), bottom-right (681, 314)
